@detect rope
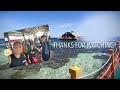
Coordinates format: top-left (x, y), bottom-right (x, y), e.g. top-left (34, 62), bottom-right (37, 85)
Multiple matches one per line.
top-left (114, 58), bottom-right (119, 70)
top-left (108, 71), bottom-right (113, 79)
top-left (80, 54), bottom-right (112, 79)
top-left (79, 47), bottom-right (119, 79)
top-left (114, 48), bottom-right (117, 55)
top-left (115, 52), bottom-right (119, 62)
top-left (100, 63), bottom-right (112, 79)
top-left (113, 47), bottom-right (119, 70)
top-left (100, 47), bottom-right (119, 79)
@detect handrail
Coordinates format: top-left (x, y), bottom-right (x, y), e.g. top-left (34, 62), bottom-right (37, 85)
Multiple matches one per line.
top-left (100, 63), bottom-right (112, 79)
top-left (115, 52), bottom-right (119, 62)
top-left (100, 47), bottom-right (118, 79)
top-left (114, 48), bottom-right (117, 55)
top-left (70, 45), bottom-right (120, 79)
top-left (108, 71), bottom-right (113, 78)
top-left (99, 47), bottom-right (119, 79)
top-left (80, 54), bottom-right (112, 79)
top-left (114, 57), bottom-right (119, 69)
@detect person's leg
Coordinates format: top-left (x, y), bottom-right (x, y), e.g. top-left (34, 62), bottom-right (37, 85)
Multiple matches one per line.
top-left (36, 52), bottom-right (40, 63)
top-left (30, 57), bottom-right (33, 64)
top-left (44, 54), bottom-right (49, 61)
top-left (24, 53), bottom-right (27, 59)
top-left (42, 54), bottom-right (48, 61)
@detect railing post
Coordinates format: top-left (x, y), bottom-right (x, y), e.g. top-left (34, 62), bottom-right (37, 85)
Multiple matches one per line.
top-left (117, 46), bottom-right (120, 63)
top-left (69, 66), bottom-right (81, 79)
top-left (109, 49), bottom-right (115, 79)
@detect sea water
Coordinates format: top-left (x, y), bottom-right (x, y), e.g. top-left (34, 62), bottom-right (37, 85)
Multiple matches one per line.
top-left (0, 48), bottom-right (8, 66)
top-left (0, 38), bottom-right (119, 79)
top-left (23, 52), bottom-right (107, 79)
top-left (115, 65), bottom-right (120, 79)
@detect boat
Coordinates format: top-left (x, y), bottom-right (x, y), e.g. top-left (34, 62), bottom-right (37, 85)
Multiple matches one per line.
top-left (59, 31), bottom-right (80, 40)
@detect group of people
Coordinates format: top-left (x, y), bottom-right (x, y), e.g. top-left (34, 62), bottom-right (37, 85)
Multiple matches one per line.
top-left (6, 35), bottom-right (53, 68)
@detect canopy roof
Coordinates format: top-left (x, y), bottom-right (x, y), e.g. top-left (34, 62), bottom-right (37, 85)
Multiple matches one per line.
top-left (62, 32), bottom-right (76, 37)
top-left (4, 24), bottom-right (49, 37)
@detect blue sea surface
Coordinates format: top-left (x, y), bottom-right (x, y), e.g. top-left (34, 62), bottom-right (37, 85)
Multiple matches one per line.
top-left (0, 38), bottom-right (120, 79)
top-left (52, 38), bottom-right (120, 79)
top-left (115, 65), bottom-right (120, 79)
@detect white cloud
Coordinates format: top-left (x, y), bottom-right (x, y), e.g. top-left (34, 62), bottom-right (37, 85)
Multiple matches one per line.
top-left (56, 13), bottom-right (119, 42)
top-left (53, 12), bottom-right (120, 41)
top-left (76, 13), bottom-right (120, 41)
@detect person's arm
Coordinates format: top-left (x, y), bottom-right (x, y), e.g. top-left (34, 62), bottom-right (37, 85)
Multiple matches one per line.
top-left (23, 53), bottom-right (28, 65)
top-left (34, 45), bottom-right (41, 52)
top-left (6, 45), bottom-right (8, 49)
top-left (25, 61), bottom-right (28, 65)
top-left (8, 56), bottom-right (11, 65)
top-left (27, 55), bottom-right (31, 64)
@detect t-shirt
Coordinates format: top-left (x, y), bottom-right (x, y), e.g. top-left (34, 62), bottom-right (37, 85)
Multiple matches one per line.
top-left (41, 42), bottom-right (51, 61)
top-left (10, 53), bottom-right (26, 68)
top-left (41, 42), bottom-right (50, 55)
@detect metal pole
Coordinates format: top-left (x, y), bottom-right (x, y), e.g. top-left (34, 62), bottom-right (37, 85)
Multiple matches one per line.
top-left (117, 46), bottom-right (120, 63)
top-left (23, 33), bottom-right (27, 45)
top-left (109, 49), bottom-right (115, 79)
top-left (6, 33), bottom-right (12, 49)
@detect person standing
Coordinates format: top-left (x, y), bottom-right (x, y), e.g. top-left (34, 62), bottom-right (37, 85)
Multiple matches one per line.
top-left (41, 35), bottom-right (51, 61)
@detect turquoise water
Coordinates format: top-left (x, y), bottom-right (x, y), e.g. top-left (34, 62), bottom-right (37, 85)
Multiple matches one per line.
top-left (0, 38), bottom-right (120, 79)
top-left (23, 52), bottom-right (107, 79)
top-left (115, 65), bottom-right (120, 79)
top-left (0, 46), bottom-right (107, 79)
top-left (0, 48), bottom-right (8, 66)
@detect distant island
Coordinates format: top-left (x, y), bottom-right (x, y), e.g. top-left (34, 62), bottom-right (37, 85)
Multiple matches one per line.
top-left (59, 31), bottom-right (80, 40)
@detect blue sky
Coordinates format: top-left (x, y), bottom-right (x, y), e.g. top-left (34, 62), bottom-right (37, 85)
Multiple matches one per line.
top-left (0, 11), bottom-right (120, 41)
